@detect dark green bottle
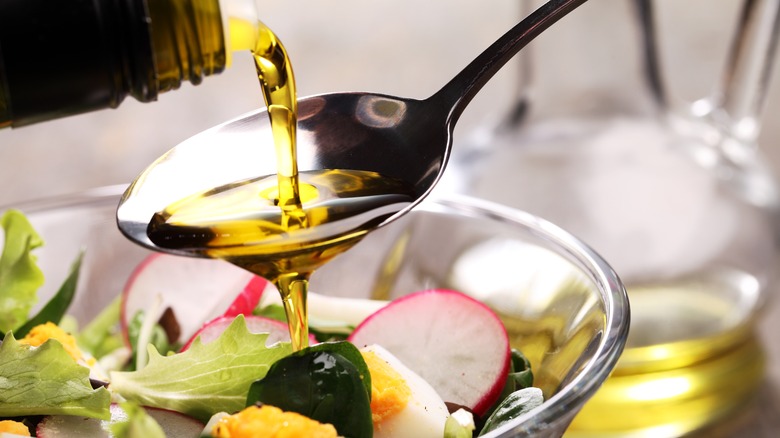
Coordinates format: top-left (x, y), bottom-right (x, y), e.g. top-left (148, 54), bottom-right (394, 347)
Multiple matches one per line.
top-left (0, 0), bottom-right (253, 128)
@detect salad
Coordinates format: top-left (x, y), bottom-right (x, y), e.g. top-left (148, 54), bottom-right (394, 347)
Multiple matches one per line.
top-left (0, 209), bottom-right (544, 437)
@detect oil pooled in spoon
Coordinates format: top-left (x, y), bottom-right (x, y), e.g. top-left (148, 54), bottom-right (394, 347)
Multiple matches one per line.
top-left (146, 22), bottom-right (414, 351)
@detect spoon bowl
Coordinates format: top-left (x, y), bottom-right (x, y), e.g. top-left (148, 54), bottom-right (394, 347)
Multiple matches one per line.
top-left (117, 0), bottom-right (588, 254)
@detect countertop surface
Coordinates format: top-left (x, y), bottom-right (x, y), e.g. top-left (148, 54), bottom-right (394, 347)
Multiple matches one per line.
top-left (1, 1), bottom-right (779, 436)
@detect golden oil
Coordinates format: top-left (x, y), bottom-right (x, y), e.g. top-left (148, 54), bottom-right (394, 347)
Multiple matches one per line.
top-left (148, 21), bottom-right (415, 351)
top-left (566, 279), bottom-right (766, 437)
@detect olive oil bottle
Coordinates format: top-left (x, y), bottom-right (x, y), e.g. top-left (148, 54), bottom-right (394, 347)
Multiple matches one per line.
top-left (0, 0), bottom-right (256, 128)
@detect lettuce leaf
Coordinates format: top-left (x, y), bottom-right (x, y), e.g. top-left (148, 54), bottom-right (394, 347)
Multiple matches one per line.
top-left (0, 210), bottom-right (45, 333)
top-left (109, 315), bottom-right (293, 422)
top-left (0, 332), bottom-right (111, 419)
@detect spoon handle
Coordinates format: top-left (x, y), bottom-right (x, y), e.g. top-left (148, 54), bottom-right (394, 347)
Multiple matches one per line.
top-left (431, 0), bottom-right (588, 125)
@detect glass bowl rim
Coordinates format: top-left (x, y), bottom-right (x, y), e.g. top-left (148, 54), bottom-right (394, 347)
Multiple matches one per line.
top-left (423, 193), bottom-right (629, 435)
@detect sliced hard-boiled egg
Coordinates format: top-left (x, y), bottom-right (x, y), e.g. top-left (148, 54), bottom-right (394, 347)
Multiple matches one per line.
top-left (360, 344), bottom-right (449, 438)
top-left (211, 404), bottom-right (338, 438)
top-left (18, 322), bottom-right (84, 362)
top-left (17, 322), bottom-right (110, 382)
top-left (0, 420), bottom-right (31, 437)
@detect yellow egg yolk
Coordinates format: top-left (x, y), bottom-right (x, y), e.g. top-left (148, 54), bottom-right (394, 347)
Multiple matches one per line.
top-left (212, 405), bottom-right (338, 438)
top-left (0, 420), bottom-right (31, 436)
top-left (18, 322), bottom-right (83, 362)
top-left (361, 350), bottom-right (412, 425)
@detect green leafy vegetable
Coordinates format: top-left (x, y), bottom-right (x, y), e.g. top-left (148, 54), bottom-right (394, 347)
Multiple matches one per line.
top-left (507, 349), bottom-right (534, 391)
top-left (479, 348), bottom-right (537, 434)
top-left (444, 411), bottom-right (476, 438)
top-left (76, 295), bottom-right (124, 359)
top-left (109, 401), bottom-right (166, 438)
top-left (110, 315), bottom-right (292, 422)
top-left (0, 332), bottom-right (111, 419)
top-left (125, 310), bottom-right (176, 371)
top-left (246, 341), bottom-right (373, 438)
top-left (478, 387), bottom-right (544, 436)
top-left (254, 304), bottom-right (353, 343)
top-left (15, 252), bottom-right (84, 338)
top-left (304, 341), bottom-right (371, 398)
top-left (486, 348), bottom-right (535, 419)
top-left (0, 210), bottom-right (45, 333)
top-left (253, 303), bottom-right (287, 322)
top-left (308, 325), bottom-right (352, 343)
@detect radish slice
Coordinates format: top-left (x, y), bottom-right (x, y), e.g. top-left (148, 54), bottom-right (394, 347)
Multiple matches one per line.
top-left (222, 276), bottom-right (268, 318)
top-left (348, 289), bottom-right (510, 416)
top-left (120, 254), bottom-right (267, 346)
top-left (181, 315), bottom-right (318, 351)
top-left (37, 403), bottom-right (204, 437)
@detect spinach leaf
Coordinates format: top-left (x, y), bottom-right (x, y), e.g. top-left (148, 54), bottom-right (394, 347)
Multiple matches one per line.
top-left (479, 348), bottom-right (536, 432)
top-left (309, 326), bottom-right (352, 343)
top-left (15, 252), bottom-right (83, 338)
top-left (246, 342), bottom-right (373, 438)
top-left (479, 387), bottom-right (544, 436)
top-left (507, 348), bottom-right (534, 390)
top-left (304, 341), bottom-right (371, 398)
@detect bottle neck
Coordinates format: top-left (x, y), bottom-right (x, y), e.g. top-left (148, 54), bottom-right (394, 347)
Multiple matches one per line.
top-left (0, 0), bottom-right (155, 126)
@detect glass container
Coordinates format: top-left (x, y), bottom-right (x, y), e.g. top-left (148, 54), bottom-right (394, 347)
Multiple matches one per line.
top-left (445, 0), bottom-right (780, 435)
top-left (5, 186), bottom-right (630, 438)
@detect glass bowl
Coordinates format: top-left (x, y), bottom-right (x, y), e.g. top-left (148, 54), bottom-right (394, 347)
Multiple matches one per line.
top-left (4, 186), bottom-right (629, 437)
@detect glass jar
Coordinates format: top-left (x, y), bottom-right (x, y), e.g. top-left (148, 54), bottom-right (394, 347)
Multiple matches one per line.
top-left (0, 0), bottom-right (257, 128)
top-left (445, 0), bottom-right (780, 436)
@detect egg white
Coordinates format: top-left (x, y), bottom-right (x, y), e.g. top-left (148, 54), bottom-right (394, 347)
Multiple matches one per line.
top-left (362, 344), bottom-right (450, 438)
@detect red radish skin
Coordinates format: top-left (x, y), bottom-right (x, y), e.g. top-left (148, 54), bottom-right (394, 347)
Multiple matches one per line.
top-left (181, 315), bottom-right (318, 351)
top-left (348, 289), bottom-right (510, 416)
top-left (120, 253), bottom-right (267, 347)
top-left (37, 403), bottom-right (204, 437)
top-left (221, 276), bottom-right (268, 318)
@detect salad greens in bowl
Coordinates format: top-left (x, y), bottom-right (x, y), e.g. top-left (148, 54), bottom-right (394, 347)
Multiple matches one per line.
top-left (0, 186), bottom-right (629, 438)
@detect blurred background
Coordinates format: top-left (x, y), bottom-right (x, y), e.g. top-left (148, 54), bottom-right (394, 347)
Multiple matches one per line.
top-left (3, 1), bottom-right (776, 204)
top-left (2, 0), bottom-right (780, 435)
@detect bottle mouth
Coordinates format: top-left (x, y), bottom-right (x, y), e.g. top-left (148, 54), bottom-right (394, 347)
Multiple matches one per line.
top-left (146, 0), bottom-right (227, 94)
top-left (219, 0), bottom-right (260, 67)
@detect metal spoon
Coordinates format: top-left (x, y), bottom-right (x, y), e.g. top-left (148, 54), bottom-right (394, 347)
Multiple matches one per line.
top-left (117, 0), bottom-right (588, 251)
